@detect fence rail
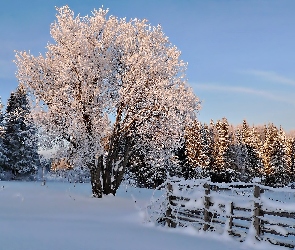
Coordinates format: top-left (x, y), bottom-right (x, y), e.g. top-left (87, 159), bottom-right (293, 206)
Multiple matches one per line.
top-left (164, 180), bottom-right (295, 249)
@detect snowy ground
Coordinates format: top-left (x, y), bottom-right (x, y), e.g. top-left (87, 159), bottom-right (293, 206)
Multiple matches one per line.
top-left (0, 181), bottom-right (285, 250)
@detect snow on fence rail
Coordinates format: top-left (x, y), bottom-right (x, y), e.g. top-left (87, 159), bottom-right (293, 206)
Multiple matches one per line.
top-left (161, 179), bottom-right (295, 249)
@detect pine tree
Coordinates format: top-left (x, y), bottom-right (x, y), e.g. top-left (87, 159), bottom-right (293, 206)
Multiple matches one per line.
top-left (185, 121), bottom-right (202, 168)
top-left (4, 84), bottom-right (40, 179)
top-left (0, 98), bottom-right (7, 171)
top-left (287, 137), bottom-right (295, 182)
top-left (211, 118), bottom-right (231, 182)
top-left (247, 126), bottom-right (263, 180)
top-left (239, 121), bottom-right (262, 182)
top-left (263, 124), bottom-right (288, 186)
top-left (185, 121), bottom-right (211, 178)
top-left (175, 141), bottom-right (197, 180)
top-left (275, 127), bottom-right (289, 185)
top-left (199, 123), bottom-right (214, 176)
top-left (230, 127), bottom-right (247, 181)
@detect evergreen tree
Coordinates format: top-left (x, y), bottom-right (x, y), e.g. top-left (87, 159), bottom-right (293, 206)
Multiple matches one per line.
top-left (263, 124), bottom-right (288, 186)
top-left (247, 126), bottom-right (263, 180)
top-left (287, 137), bottom-right (295, 182)
top-left (230, 127), bottom-right (247, 181)
top-left (239, 121), bottom-right (262, 182)
top-left (275, 127), bottom-right (289, 185)
top-left (0, 98), bottom-right (7, 170)
top-left (211, 118), bottom-right (231, 182)
top-left (199, 123), bottom-right (214, 177)
top-left (175, 141), bottom-right (197, 180)
top-left (185, 120), bottom-right (202, 168)
top-left (185, 121), bottom-right (211, 178)
top-left (4, 84), bottom-right (40, 179)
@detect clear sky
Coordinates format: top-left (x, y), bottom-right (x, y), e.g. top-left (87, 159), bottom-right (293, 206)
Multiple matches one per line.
top-left (1, 0), bottom-right (295, 131)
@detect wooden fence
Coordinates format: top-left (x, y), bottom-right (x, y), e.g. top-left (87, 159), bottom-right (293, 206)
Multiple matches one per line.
top-left (164, 181), bottom-right (295, 249)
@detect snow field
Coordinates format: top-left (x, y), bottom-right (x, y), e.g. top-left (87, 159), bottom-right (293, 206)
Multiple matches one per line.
top-left (0, 181), bottom-right (287, 250)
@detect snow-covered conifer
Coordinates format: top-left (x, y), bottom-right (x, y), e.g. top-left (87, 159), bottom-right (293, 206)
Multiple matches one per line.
top-left (263, 124), bottom-right (289, 186)
top-left (212, 118), bottom-right (231, 182)
top-left (238, 120), bottom-right (262, 182)
top-left (247, 126), bottom-right (263, 180)
top-left (0, 98), bottom-right (6, 170)
top-left (287, 137), bottom-right (295, 182)
top-left (3, 84), bottom-right (40, 179)
top-left (184, 121), bottom-right (210, 178)
top-left (185, 121), bottom-right (202, 168)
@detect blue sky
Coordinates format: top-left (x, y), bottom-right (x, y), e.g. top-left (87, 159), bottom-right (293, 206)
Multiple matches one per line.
top-left (1, 0), bottom-right (295, 131)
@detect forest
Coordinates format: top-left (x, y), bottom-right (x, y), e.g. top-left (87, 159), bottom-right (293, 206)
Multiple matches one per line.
top-left (0, 85), bottom-right (294, 188)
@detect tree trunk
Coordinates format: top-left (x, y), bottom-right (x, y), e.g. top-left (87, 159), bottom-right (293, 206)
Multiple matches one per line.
top-left (111, 136), bottom-right (132, 194)
top-left (103, 133), bottom-right (120, 195)
top-left (103, 159), bottom-right (113, 195)
top-left (90, 156), bottom-right (103, 198)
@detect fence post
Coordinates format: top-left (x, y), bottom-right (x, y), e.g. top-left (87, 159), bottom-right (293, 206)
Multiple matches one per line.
top-left (166, 183), bottom-right (176, 228)
top-left (228, 202), bottom-right (234, 234)
top-left (42, 165), bottom-right (46, 186)
top-left (253, 185), bottom-right (261, 238)
top-left (203, 183), bottom-right (211, 231)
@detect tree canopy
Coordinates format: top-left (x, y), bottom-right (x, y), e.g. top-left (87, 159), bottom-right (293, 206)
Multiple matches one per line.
top-left (15, 6), bottom-right (200, 197)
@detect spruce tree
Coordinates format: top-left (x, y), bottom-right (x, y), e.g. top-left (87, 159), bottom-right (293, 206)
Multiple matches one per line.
top-left (185, 121), bottom-right (202, 168)
top-left (214, 118), bottom-right (231, 182)
top-left (275, 127), bottom-right (289, 185)
top-left (247, 126), bottom-right (263, 180)
top-left (4, 84), bottom-right (40, 179)
top-left (230, 127), bottom-right (247, 181)
top-left (239, 121), bottom-right (262, 182)
top-left (287, 137), bottom-right (295, 182)
top-left (0, 98), bottom-right (7, 171)
top-left (184, 122), bottom-right (212, 179)
top-left (263, 124), bottom-right (288, 186)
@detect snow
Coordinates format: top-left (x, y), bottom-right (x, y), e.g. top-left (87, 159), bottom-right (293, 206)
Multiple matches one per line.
top-left (0, 181), bottom-right (284, 250)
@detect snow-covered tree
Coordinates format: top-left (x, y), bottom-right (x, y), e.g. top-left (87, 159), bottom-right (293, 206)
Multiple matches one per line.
top-left (185, 121), bottom-right (202, 168)
top-left (174, 141), bottom-right (196, 180)
top-left (287, 137), bottom-right (295, 182)
top-left (228, 127), bottom-right (246, 181)
top-left (246, 125), bottom-right (263, 180)
top-left (262, 124), bottom-right (289, 186)
top-left (211, 118), bottom-right (231, 182)
top-left (3, 84), bottom-right (40, 179)
top-left (0, 97), bottom-right (6, 170)
top-left (15, 6), bottom-right (199, 197)
top-left (185, 121), bottom-right (213, 178)
top-left (275, 126), bottom-right (290, 185)
top-left (233, 120), bottom-right (262, 182)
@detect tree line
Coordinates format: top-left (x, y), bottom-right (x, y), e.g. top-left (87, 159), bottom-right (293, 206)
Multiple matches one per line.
top-left (184, 118), bottom-right (295, 187)
top-left (1, 86), bottom-right (294, 189)
top-left (0, 85), bottom-right (40, 180)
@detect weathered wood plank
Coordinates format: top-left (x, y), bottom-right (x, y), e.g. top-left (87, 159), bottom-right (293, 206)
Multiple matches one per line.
top-left (176, 215), bottom-right (204, 224)
top-left (228, 202), bottom-right (234, 231)
top-left (262, 228), bottom-right (288, 237)
top-left (232, 222), bottom-right (249, 230)
top-left (228, 230), bottom-right (243, 238)
top-left (233, 206), bottom-right (252, 212)
top-left (265, 238), bottom-right (295, 249)
top-left (262, 209), bottom-right (295, 219)
top-left (177, 211), bottom-right (204, 221)
top-left (203, 183), bottom-right (211, 231)
top-left (260, 218), bottom-right (295, 229)
top-left (212, 218), bottom-right (226, 225)
top-left (232, 216), bottom-right (252, 222)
